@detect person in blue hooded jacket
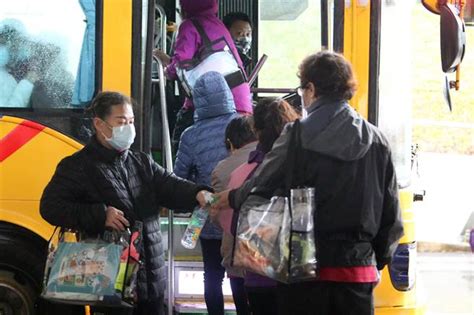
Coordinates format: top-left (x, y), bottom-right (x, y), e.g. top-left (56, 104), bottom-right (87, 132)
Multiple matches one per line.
top-left (174, 71), bottom-right (241, 315)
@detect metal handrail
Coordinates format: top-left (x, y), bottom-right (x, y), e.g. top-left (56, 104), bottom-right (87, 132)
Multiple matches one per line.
top-left (153, 55), bottom-right (174, 315)
top-left (154, 6), bottom-right (172, 314)
top-left (250, 87), bottom-right (297, 94)
top-left (156, 4), bottom-right (167, 53)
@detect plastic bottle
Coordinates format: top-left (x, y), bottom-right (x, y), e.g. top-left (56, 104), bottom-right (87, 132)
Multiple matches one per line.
top-left (181, 207), bottom-right (209, 249)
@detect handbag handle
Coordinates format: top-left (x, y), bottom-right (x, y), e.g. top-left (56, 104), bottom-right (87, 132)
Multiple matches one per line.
top-left (283, 119), bottom-right (303, 280)
top-left (47, 226), bottom-right (79, 246)
top-left (284, 119), bottom-right (302, 194)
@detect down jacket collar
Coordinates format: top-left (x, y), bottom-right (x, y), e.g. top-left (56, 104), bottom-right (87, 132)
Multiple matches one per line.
top-left (86, 135), bottom-right (129, 164)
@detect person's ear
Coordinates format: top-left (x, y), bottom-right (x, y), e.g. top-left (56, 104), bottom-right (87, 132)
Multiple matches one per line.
top-left (307, 82), bottom-right (317, 99)
top-left (226, 139), bottom-right (235, 152)
top-left (93, 117), bottom-right (102, 132)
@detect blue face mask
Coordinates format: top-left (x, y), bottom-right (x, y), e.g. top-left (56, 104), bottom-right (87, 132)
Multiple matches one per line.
top-left (103, 123), bottom-right (136, 152)
top-left (0, 45), bottom-right (10, 67)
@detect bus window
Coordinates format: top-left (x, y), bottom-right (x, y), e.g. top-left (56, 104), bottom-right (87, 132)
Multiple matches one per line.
top-left (0, 0), bottom-right (94, 109)
top-left (378, 0), bottom-right (415, 188)
top-left (257, 0), bottom-right (322, 91)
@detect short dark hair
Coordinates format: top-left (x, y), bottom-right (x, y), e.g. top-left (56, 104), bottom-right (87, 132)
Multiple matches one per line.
top-left (225, 116), bottom-right (256, 150)
top-left (223, 12), bottom-right (251, 30)
top-left (298, 51), bottom-right (357, 100)
top-left (87, 91), bottom-right (134, 120)
top-left (253, 98), bottom-right (300, 153)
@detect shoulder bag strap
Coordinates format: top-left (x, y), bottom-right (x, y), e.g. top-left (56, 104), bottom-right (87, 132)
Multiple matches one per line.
top-left (177, 19), bottom-right (211, 70)
top-left (284, 119), bottom-right (302, 194)
top-left (190, 18), bottom-right (211, 47)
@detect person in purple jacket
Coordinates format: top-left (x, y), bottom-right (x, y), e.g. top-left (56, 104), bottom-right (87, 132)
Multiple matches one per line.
top-left (154, 0), bottom-right (253, 150)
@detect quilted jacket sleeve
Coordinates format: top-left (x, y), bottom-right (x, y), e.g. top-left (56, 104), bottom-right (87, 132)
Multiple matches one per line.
top-left (173, 129), bottom-right (194, 180)
top-left (148, 155), bottom-right (210, 212)
top-left (40, 156), bottom-right (107, 234)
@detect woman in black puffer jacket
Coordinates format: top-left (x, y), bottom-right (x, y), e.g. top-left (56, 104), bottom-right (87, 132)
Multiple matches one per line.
top-left (40, 91), bottom-right (211, 315)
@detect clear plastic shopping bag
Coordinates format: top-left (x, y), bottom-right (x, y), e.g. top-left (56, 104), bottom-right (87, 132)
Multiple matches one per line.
top-left (233, 195), bottom-right (291, 282)
top-left (288, 187), bottom-right (317, 281)
top-left (232, 120), bottom-right (318, 283)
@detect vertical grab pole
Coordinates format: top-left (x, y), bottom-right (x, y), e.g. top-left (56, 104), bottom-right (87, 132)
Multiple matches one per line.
top-left (155, 6), bottom-right (172, 314)
top-left (328, 0), bottom-right (334, 51)
top-left (154, 56), bottom-right (174, 315)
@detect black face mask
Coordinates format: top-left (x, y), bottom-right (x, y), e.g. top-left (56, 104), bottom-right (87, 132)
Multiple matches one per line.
top-left (234, 36), bottom-right (252, 55)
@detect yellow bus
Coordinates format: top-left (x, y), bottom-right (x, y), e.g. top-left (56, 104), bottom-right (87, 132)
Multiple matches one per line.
top-left (0, 0), bottom-right (468, 314)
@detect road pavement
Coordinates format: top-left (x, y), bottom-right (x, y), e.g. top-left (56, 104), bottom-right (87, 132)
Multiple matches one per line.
top-left (418, 252), bottom-right (473, 315)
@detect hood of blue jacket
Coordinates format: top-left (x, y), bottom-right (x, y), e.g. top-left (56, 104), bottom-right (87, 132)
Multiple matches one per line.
top-left (193, 71), bottom-right (236, 121)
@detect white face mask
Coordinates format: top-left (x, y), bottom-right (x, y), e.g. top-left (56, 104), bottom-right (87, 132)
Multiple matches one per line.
top-left (0, 45), bottom-right (10, 67)
top-left (300, 94), bottom-right (308, 119)
top-left (103, 123), bottom-right (136, 152)
top-left (301, 105), bottom-right (308, 119)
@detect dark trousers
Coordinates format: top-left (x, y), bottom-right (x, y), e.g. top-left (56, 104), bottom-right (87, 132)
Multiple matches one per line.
top-left (230, 277), bottom-right (250, 315)
top-left (200, 238), bottom-right (250, 315)
top-left (246, 287), bottom-right (278, 315)
top-left (277, 281), bottom-right (375, 315)
top-left (134, 296), bottom-right (165, 315)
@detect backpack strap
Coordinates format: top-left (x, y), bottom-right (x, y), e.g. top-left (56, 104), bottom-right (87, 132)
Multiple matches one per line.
top-left (177, 19), bottom-right (210, 69)
top-left (190, 18), bottom-right (211, 47)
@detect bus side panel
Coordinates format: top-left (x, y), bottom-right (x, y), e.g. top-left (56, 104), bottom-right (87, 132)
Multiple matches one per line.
top-left (102, 0), bottom-right (133, 94)
top-left (374, 190), bottom-right (420, 312)
top-left (0, 116), bottom-right (82, 240)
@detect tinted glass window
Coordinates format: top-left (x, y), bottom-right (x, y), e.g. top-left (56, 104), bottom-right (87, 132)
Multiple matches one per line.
top-left (0, 0), bottom-right (95, 109)
top-left (378, 0), bottom-right (415, 187)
